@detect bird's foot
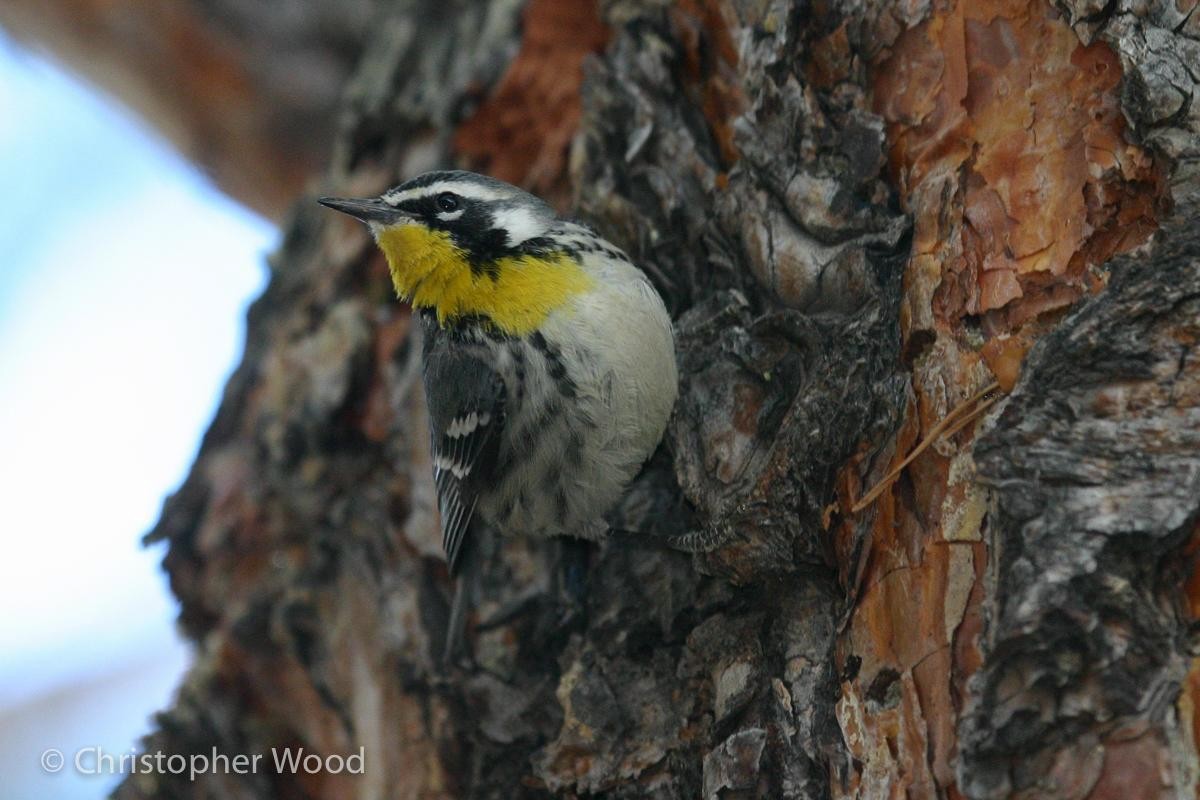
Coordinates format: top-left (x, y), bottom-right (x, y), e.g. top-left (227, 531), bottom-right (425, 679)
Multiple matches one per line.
top-left (552, 537), bottom-right (591, 634)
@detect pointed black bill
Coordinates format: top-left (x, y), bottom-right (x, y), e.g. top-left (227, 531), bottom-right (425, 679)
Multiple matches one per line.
top-left (317, 196), bottom-right (402, 224)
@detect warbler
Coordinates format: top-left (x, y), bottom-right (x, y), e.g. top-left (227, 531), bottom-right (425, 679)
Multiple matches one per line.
top-left (319, 171), bottom-right (678, 655)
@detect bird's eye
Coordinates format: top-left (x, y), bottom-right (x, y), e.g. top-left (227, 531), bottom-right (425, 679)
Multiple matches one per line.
top-left (436, 193), bottom-right (460, 213)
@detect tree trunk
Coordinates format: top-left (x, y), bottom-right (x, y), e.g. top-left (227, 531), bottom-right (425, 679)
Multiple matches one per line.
top-left (11, 0), bottom-right (1198, 797)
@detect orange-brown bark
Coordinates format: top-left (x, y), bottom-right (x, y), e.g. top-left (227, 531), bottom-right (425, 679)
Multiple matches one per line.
top-left (833, 1), bottom-right (1172, 796)
top-left (453, 0), bottom-right (609, 204)
top-left (876, 0), bottom-right (1161, 335)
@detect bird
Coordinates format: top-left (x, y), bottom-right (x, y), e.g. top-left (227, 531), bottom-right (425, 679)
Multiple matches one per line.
top-left (318, 170), bottom-right (678, 660)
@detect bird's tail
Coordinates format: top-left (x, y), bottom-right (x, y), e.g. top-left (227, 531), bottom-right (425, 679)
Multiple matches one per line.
top-left (441, 542), bottom-right (477, 667)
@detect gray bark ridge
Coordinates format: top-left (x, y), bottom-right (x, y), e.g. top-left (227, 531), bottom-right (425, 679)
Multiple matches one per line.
top-left (964, 208), bottom-right (1200, 797)
top-left (959, 4), bottom-right (1200, 796)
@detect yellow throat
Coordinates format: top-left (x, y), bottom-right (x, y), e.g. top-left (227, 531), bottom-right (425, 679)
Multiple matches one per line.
top-left (376, 224), bottom-right (593, 336)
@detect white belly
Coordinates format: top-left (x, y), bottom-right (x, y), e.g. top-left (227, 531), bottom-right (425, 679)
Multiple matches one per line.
top-left (480, 262), bottom-right (678, 540)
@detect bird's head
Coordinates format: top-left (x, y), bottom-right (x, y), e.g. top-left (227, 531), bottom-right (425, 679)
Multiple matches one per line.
top-left (319, 171), bottom-right (592, 336)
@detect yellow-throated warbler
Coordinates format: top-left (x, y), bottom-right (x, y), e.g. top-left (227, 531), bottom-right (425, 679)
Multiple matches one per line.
top-left (320, 171), bottom-right (678, 657)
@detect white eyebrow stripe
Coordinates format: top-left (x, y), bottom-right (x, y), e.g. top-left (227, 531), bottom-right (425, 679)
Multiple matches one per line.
top-left (382, 181), bottom-right (509, 206)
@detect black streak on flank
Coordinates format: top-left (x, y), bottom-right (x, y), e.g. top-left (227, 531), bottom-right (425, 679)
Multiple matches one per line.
top-left (510, 342), bottom-right (526, 403)
top-left (565, 431), bottom-right (584, 466)
top-left (530, 332), bottom-right (578, 399)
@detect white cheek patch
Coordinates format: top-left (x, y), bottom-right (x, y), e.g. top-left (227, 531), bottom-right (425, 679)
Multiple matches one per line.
top-left (492, 206), bottom-right (546, 247)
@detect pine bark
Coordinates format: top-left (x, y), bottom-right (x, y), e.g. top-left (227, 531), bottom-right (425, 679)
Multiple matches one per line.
top-left (9, 0), bottom-right (1199, 797)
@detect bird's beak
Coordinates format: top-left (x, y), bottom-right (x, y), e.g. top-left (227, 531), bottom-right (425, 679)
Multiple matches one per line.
top-left (317, 196), bottom-right (403, 225)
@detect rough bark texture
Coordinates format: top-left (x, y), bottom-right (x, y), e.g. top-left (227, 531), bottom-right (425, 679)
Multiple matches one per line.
top-left (964, 202), bottom-right (1200, 799)
top-left (9, 0), bottom-right (1197, 797)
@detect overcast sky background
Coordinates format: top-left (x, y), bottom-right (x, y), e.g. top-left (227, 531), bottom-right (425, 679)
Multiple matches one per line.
top-left (0, 35), bottom-right (275, 799)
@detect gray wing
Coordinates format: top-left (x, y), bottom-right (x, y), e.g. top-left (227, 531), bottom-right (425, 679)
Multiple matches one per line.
top-left (423, 342), bottom-right (506, 576)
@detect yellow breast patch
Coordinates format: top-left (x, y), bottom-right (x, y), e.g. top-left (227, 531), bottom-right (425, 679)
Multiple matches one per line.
top-left (376, 225), bottom-right (593, 336)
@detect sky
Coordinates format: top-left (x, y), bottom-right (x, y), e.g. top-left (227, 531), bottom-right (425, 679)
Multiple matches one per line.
top-left (0, 35), bottom-right (275, 798)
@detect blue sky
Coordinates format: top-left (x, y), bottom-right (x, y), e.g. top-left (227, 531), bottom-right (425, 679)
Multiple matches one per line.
top-left (0, 34), bottom-right (275, 798)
